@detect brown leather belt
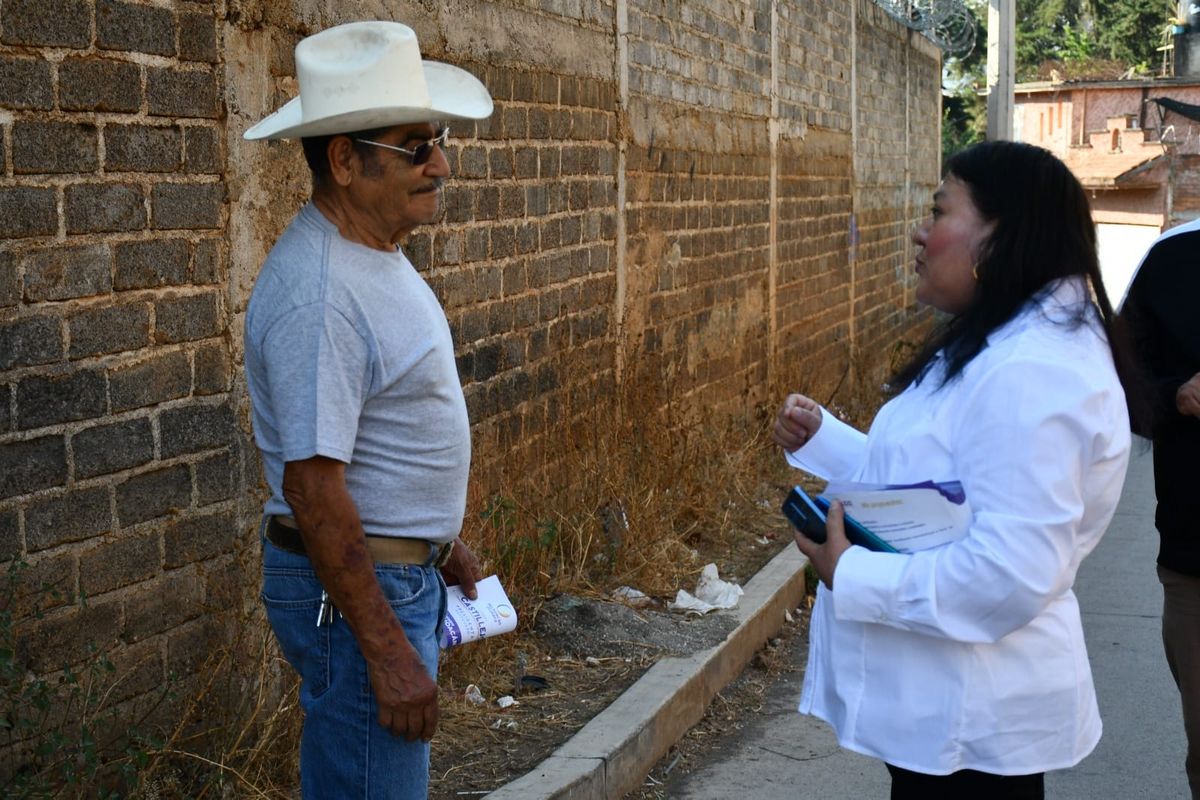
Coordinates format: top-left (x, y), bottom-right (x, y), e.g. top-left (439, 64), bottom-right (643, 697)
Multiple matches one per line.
top-left (266, 515), bottom-right (454, 568)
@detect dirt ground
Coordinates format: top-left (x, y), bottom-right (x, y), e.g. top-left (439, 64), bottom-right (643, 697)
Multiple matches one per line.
top-left (427, 498), bottom-right (803, 799)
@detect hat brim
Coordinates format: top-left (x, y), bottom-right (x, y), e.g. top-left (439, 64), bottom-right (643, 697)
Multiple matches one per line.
top-left (244, 61), bottom-right (494, 140)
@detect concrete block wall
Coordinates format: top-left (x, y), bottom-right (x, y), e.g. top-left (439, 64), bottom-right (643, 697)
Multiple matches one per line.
top-left (1173, 153), bottom-right (1200, 220)
top-left (414, 58), bottom-right (621, 465)
top-left (1, 0), bottom-right (942, 749)
top-left (0, 0), bottom-right (243, 718)
top-left (852, 0), bottom-right (938, 377)
top-left (621, 0), bottom-right (774, 419)
top-left (773, 2), bottom-right (854, 403)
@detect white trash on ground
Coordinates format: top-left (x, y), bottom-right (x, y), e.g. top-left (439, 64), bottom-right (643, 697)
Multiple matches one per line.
top-left (611, 585), bottom-right (654, 608)
top-left (667, 563), bottom-right (744, 615)
top-left (464, 684), bottom-right (486, 706)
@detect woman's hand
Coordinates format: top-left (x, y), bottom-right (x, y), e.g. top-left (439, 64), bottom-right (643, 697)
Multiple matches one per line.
top-left (773, 394), bottom-right (823, 451)
top-left (792, 500), bottom-right (851, 590)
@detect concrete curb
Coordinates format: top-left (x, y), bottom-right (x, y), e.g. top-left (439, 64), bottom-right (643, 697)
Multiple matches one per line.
top-left (483, 546), bottom-right (809, 800)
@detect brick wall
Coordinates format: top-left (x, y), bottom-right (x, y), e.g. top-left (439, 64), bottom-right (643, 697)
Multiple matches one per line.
top-left (418, 57), bottom-right (621, 466)
top-left (829, 1), bottom-right (938, 393)
top-left (1078, 85), bottom-right (1200, 149)
top-left (773, 1), bottom-right (854, 402)
top-left (1172, 153), bottom-right (1200, 220)
top-left (0, 0), bottom-right (244, 731)
top-left (1021, 83), bottom-right (1200, 155)
top-left (1, 0), bottom-right (942, 758)
top-left (622, 0), bottom-right (774, 418)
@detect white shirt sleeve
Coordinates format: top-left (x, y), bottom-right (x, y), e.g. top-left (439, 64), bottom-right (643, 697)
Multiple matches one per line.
top-left (832, 355), bottom-right (1126, 643)
top-left (784, 407), bottom-right (868, 480)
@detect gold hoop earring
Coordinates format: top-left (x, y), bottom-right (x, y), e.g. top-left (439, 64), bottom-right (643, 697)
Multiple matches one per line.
top-left (972, 264), bottom-right (980, 281)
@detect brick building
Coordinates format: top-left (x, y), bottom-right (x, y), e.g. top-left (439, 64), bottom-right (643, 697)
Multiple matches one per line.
top-left (0, 0), bottom-right (941, 771)
top-left (1013, 76), bottom-right (1200, 301)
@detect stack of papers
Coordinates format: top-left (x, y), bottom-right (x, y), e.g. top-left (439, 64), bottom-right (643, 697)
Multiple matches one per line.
top-left (821, 480), bottom-right (972, 553)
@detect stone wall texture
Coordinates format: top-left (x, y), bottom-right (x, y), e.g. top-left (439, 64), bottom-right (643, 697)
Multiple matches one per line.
top-left (0, 0), bottom-right (941, 736)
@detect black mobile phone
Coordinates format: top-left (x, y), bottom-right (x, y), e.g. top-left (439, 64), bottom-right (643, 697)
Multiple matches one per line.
top-left (781, 486), bottom-right (830, 544)
top-left (782, 486), bottom-right (901, 554)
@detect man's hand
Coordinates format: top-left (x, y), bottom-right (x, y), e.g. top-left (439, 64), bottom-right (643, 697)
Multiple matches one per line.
top-left (368, 645), bottom-right (440, 741)
top-left (440, 538), bottom-right (483, 600)
top-left (1178, 372), bottom-right (1200, 417)
top-left (791, 499), bottom-right (851, 590)
top-left (372, 538), bottom-right (481, 737)
top-left (283, 456), bottom-right (442, 741)
top-left (773, 393), bottom-right (823, 451)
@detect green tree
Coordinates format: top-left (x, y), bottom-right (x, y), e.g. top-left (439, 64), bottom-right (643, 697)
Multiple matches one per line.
top-left (1094, 0), bottom-right (1175, 70)
top-left (941, 90), bottom-right (986, 166)
top-left (941, 0), bottom-right (989, 163)
top-left (1016, 0), bottom-right (1097, 80)
top-left (1015, 0), bottom-right (1174, 79)
top-left (941, 0), bottom-right (1176, 163)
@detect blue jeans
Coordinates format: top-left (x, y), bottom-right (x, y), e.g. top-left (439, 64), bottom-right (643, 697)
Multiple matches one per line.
top-left (261, 537), bottom-right (447, 799)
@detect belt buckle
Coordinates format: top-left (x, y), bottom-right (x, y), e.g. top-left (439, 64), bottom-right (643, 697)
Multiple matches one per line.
top-left (432, 540), bottom-right (454, 569)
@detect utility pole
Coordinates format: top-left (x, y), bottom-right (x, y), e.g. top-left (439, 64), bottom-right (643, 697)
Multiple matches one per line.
top-left (986, 0), bottom-right (1015, 140)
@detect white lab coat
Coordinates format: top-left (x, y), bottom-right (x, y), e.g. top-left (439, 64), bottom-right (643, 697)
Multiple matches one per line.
top-left (788, 277), bottom-right (1131, 775)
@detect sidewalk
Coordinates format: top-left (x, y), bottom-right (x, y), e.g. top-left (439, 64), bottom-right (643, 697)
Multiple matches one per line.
top-left (486, 444), bottom-right (1190, 799)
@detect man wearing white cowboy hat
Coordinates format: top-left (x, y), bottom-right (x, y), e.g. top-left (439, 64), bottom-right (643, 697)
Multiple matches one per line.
top-left (242, 20), bottom-right (492, 798)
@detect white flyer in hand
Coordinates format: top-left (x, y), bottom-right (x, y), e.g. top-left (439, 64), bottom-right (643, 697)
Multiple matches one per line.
top-left (440, 575), bottom-right (518, 649)
top-left (821, 480), bottom-right (972, 553)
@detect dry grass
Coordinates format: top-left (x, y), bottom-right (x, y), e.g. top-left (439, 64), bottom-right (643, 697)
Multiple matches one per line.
top-left (431, 645), bottom-right (658, 795)
top-left (131, 618), bottom-right (303, 799)
top-left (5, 336), bottom-right (904, 797)
top-left (28, 345), bottom-right (785, 798)
top-left (466, 354), bottom-right (777, 599)
top-left (435, 347), bottom-right (785, 690)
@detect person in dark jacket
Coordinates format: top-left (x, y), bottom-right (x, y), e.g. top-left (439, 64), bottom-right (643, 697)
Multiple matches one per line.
top-left (1120, 216), bottom-right (1200, 800)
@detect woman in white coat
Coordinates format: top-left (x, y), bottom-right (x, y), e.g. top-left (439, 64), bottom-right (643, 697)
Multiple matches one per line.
top-left (774, 141), bottom-right (1148, 799)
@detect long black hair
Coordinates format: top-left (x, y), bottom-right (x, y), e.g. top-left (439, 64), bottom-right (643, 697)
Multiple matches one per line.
top-left (891, 140), bottom-right (1149, 429)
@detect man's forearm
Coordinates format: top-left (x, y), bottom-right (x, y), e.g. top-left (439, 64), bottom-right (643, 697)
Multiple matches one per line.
top-left (282, 456), bottom-right (440, 740)
top-left (282, 460), bottom-right (418, 664)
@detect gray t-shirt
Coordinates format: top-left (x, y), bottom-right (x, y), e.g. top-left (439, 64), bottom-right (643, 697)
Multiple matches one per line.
top-left (245, 203), bottom-right (470, 543)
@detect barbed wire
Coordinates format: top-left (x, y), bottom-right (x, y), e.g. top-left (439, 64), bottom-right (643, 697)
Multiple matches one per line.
top-left (875, 0), bottom-right (977, 59)
top-left (926, 3), bottom-right (977, 58)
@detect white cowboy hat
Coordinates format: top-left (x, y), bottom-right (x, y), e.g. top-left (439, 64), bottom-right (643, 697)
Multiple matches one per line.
top-left (243, 21), bottom-right (493, 140)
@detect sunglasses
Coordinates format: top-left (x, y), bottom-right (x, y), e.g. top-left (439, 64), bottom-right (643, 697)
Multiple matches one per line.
top-left (354, 128), bottom-right (450, 166)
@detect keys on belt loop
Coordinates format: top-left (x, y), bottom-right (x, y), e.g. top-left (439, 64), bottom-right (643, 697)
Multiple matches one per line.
top-left (316, 590), bottom-right (334, 627)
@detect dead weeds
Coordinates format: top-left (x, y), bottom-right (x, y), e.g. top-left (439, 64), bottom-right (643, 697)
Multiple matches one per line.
top-left (14, 338), bottom-right (896, 798)
top-left (427, 473), bottom-right (800, 799)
